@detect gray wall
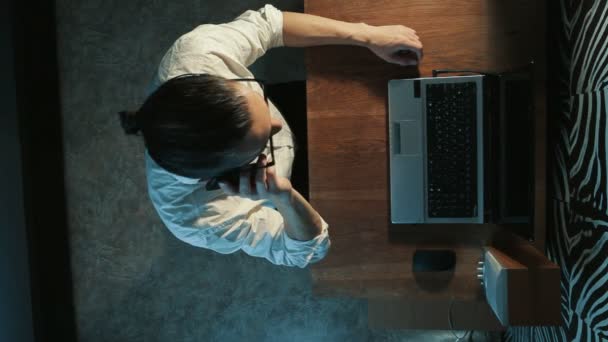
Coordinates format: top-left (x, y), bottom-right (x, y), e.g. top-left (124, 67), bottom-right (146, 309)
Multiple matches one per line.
top-left (55, 0), bottom-right (500, 341)
top-left (0, 1), bottom-right (35, 341)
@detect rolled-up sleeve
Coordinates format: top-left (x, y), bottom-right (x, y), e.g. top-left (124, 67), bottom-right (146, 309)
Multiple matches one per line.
top-left (169, 4), bottom-right (283, 69)
top-left (191, 201), bottom-right (331, 268)
top-left (145, 151), bottom-right (331, 268)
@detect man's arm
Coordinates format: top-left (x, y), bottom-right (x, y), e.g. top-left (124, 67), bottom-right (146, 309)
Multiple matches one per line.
top-left (147, 150), bottom-right (329, 268)
top-left (219, 155), bottom-right (324, 241)
top-left (282, 11), bottom-right (423, 66)
top-left (272, 187), bottom-right (323, 241)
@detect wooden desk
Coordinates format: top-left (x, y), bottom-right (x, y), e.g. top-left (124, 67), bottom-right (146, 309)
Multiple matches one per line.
top-left (305, 0), bottom-right (555, 329)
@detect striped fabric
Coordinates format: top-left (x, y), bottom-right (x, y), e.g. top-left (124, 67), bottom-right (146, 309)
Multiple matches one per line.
top-left (506, 0), bottom-right (608, 341)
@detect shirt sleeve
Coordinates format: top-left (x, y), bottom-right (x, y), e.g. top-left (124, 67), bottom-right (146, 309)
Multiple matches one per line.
top-left (145, 152), bottom-right (331, 268)
top-left (170, 4), bottom-right (284, 70)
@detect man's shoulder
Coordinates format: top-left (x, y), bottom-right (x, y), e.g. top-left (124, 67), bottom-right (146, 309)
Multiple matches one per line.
top-left (156, 48), bottom-right (232, 84)
top-left (144, 149), bottom-right (200, 189)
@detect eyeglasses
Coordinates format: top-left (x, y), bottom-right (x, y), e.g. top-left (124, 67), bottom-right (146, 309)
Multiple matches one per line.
top-left (203, 77), bottom-right (276, 191)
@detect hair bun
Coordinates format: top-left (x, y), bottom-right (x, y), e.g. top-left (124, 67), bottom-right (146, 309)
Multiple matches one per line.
top-left (118, 110), bottom-right (141, 135)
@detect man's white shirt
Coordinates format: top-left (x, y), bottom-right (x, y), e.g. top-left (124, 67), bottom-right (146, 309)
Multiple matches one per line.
top-left (144, 5), bottom-right (331, 268)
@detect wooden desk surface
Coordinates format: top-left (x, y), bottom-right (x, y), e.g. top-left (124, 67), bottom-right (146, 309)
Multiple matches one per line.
top-left (305, 0), bottom-right (547, 329)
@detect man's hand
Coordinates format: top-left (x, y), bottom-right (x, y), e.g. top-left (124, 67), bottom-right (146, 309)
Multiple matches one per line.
top-left (218, 154), bottom-right (323, 241)
top-left (218, 154), bottom-right (293, 205)
top-left (363, 23), bottom-right (423, 66)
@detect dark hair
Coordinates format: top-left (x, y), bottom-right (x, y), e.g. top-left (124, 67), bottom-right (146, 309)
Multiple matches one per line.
top-left (118, 74), bottom-right (251, 178)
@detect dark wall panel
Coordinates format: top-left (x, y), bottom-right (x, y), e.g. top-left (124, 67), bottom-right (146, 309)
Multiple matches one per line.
top-left (0, 1), bottom-right (35, 341)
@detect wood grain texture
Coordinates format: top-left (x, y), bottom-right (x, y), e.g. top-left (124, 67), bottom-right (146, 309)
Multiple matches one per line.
top-left (368, 298), bottom-right (505, 330)
top-left (305, 0), bottom-right (549, 329)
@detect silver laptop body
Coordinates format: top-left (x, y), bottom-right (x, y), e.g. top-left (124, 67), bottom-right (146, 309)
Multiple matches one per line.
top-left (388, 75), bottom-right (485, 224)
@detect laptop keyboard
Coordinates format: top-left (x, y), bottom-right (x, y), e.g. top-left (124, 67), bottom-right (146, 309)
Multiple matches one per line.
top-left (426, 82), bottom-right (478, 218)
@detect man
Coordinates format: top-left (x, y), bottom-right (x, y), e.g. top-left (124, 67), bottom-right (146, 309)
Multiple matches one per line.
top-left (119, 5), bottom-right (422, 268)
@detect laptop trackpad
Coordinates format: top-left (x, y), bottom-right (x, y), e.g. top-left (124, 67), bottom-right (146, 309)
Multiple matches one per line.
top-left (399, 120), bottom-right (421, 155)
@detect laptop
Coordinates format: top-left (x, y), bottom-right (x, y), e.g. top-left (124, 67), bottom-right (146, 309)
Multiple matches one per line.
top-left (387, 71), bottom-right (534, 225)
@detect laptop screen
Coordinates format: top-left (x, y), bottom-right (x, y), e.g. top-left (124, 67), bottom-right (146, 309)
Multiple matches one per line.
top-left (499, 76), bottom-right (534, 224)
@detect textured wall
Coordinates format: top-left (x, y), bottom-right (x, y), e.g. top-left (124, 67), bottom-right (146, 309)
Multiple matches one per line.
top-left (55, 0), bottom-right (501, 340)
top-left (506, 0), bottom-right (608, 341)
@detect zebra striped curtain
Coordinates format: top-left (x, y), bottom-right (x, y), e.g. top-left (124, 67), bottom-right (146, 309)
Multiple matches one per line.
top-left (506, 0), bottom-right (608, 341)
